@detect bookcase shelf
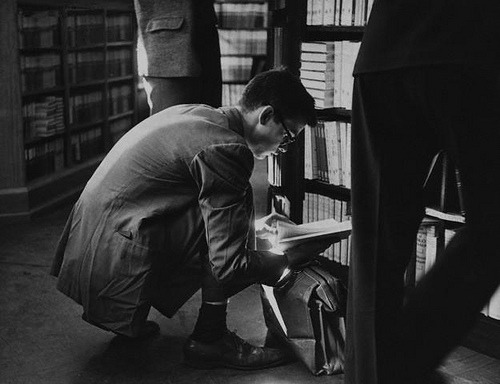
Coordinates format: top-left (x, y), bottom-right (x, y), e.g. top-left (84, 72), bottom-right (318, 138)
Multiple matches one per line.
top-left (22, 86), bottom-right (65, 96)
top-left (304, 179), bottom-right (351, 201)
top-left (316, 107), bottom-right (352, 121)
top-left (304, 25), bottom-right (364, 41)
top-left (109, 110), bottom-right (133, 122)
top-left (0, 0), bottom-right (138, 223)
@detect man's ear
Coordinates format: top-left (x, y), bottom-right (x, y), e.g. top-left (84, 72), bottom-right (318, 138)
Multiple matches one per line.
top-left (258, 105), bottom-right (275, 125)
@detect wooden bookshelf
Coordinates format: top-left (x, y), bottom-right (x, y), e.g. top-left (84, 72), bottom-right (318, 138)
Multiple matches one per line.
top-left (0, 0), bottom-right (138, 223)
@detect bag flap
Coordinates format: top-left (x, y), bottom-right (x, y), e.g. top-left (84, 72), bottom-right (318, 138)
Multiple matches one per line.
top-left (304, 266), bottom-right (345, 312)
top-left (146, 17), bottom-right (184, 32)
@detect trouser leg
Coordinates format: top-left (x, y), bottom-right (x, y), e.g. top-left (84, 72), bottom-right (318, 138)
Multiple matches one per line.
top-left (346, 70), bottom-right (441, 384)
top-left (347, 66), bottom-right (500, 384)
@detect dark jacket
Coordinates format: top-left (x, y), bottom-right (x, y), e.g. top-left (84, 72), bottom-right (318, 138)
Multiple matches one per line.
top-left (354, 0), bottom-right (500, 74)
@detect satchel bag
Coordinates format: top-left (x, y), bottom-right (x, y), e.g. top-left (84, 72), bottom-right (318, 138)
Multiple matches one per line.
top-left (261, 260), bottom-right (348, 375)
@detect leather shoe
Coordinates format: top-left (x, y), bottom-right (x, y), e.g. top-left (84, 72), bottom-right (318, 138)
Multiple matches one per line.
top-left (183, 330), bottom-right (290, 370)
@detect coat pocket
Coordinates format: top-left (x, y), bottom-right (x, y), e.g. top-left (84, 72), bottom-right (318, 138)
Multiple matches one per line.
top-left (146, 16), bottom-right (184, 33)
top-left (97, 232), bottom-right (154, 301)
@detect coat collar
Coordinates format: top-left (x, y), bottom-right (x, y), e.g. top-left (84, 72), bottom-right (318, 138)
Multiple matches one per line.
top-left (219, 106), bottom-right (245, 137)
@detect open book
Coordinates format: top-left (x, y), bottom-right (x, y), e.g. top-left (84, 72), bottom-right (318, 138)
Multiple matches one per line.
top-left (275, 218), bottom-right (352, 251)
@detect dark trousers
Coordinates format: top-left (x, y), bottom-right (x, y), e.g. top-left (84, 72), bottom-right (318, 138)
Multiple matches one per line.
top-left (345, 65), bottom-right (500, 384)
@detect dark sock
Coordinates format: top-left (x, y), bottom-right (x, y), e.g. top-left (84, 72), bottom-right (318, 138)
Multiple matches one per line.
top-left (190, 302), bottom-right (227, 343)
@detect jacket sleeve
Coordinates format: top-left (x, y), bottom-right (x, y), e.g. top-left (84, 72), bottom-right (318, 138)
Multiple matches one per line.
top-left (189, 143), bottom-right (287, 287)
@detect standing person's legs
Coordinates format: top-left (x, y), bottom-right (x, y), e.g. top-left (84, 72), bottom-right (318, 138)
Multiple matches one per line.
top-left (397, 65), bottom-right (500, 379)
top-left (345, 69), bottom-right (442, 384)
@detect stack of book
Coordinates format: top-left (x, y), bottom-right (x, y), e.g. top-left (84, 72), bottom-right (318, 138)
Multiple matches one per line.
top-left (300, 41), bottom-right (360, 109)
top-left (22, 96), bottom-right (65, 141)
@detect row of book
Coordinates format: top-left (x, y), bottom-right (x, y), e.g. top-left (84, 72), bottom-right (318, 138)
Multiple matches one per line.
top-left (306, 0), bottom-right (374, 27)
top-left (71, 127), bottom-right (104, 164)
top-left (106, 14), bottom-right (134, 42)
top-left (67, 14), bottom-right (105, 47)
top-left (221, 56), bottom-right (254, 82)
top-left (110, 116), bottom-right (133, 145)
top-left (219, 29), bottom-right (267, 56)
top-left (68, 51), bottom-right (105, 83)
top-left (410, 219), bottom-right (500, 320)
top-left (20, 54), bottom-right (61, 92)
top-left (18, 10), bottom-right (60, 49)
top-left (69, 91), bottom-right (103, 125)
top-left (300, 41), bottom-right (360, 109)
top-left (214, 2), bottom-right (268, 29)
top-left (108, 49), bottom-right (133, 78)
top-left (109, 85), bottom-right (133, 116)
top-left (66, 48), bottom-right (132, 83)
top-left (222, 84), bottom-right (246, 107)
top-left (304, 121), bottom-right (351, 188)
top-left (23, 96), bottom-right (64, 142)
top-left (25, 137), bottom-right (65, 181)
top-left (303, 192), bottom-right (352, 265)
top-left (267, 150), bottom-right (282, 187)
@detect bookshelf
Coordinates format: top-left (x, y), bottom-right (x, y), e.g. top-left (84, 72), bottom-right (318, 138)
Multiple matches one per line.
top-left (0, 0), bottom-right (138, 223)
top-left (214, 0), bottom-right (268, 106)
top-left (266, 0), bottom-right (368, 264)
top-left (266, 0), bottom-right (500, 359)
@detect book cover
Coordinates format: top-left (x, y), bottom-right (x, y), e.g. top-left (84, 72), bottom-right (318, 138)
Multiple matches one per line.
top-left (300, 51), bottom-right (335, 63)
top-left (301, 78), bottom-right (335, 91)
top-left (301, 60), bottom-right (336, 72)
top-left (300, 69), bottom-right (335, 82)
top-left (301, 41), bottom-right (336, 53)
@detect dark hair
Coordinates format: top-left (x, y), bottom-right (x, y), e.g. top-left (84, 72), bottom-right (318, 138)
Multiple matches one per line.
top-left (239, 67), bottom-right (317, 127)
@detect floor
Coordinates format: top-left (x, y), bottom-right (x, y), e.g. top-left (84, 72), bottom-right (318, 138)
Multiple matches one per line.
top-left (1, 159), bottom-right (500, 384)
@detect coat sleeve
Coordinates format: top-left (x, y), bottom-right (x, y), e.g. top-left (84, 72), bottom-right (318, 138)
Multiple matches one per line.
top-left (189, 143), bottom-right (287, 287)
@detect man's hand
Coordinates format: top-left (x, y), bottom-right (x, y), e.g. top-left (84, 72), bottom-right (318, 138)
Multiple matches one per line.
top-left (285, 238), bottom-right (334, 267)
top-left (255, 212), bottom-right (295, 240)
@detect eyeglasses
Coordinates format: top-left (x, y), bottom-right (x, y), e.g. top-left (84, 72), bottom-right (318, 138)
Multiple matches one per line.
top-left (277, 118), bottom-right (297, 155)
top-left (280, 118), bottom-right (296, 146)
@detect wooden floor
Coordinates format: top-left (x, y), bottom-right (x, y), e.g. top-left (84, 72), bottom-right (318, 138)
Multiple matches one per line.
top-left (440, 346), bottom-right (500, 383)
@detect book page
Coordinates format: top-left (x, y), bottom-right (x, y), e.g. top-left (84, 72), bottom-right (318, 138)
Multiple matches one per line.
top-left (276, 218), bottom-right (351, 250)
